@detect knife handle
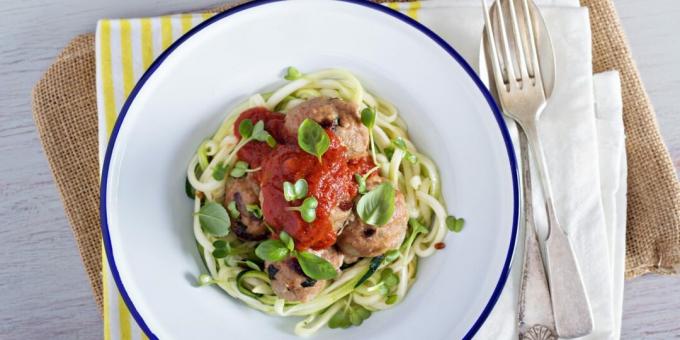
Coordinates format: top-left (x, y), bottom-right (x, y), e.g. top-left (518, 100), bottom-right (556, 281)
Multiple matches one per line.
top-left (544, 220), bottom-right (593, 338)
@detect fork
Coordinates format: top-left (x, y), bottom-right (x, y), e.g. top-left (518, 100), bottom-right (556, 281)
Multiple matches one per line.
top-left (481, 0), bottom-right (594, 337)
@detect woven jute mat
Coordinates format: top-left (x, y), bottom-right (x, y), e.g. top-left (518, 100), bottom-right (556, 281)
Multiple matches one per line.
top-left (32, 0), bottom-right (680, 312)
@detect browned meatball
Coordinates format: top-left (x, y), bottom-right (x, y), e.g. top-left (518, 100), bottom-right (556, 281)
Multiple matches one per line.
top-left (265, 248), bottom-right (344, 302)
top-left (336, 179), bottom-right (409, 257)
top-left (329, 206), bottom-right (352, 234)
top-left (284, 97), bottom-right (369, 157)
top-left (223, 175), bottom-right (268, 241)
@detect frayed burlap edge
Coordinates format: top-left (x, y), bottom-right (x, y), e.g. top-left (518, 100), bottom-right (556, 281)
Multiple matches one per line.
top-left (32, 0), bottom-right (680, 313)
top-left (580, 0), bottom-right (680, 279)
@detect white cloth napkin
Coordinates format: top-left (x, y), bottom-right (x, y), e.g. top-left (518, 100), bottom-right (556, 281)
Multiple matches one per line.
top-left (396, 1), bottom-right (626, 338)
top-left (96, 1), bottom-right (626, 339)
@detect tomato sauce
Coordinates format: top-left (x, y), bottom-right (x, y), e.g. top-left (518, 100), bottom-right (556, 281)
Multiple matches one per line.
top-left (232, 107), bottom-right (375, 250)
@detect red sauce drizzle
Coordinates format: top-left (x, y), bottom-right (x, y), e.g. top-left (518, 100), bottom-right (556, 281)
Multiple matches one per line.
top-left (232, 107), bottom-right (374, 250)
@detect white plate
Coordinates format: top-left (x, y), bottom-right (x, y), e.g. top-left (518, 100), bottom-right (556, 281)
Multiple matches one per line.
top-left (101, 1), bottom-right (519, 339)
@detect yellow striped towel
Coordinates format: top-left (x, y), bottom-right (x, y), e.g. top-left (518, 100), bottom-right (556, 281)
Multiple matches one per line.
top-left (96, 4), bottom-right (422, 339)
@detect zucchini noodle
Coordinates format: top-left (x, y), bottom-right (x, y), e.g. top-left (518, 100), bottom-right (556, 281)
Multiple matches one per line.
top-left (187, 68), bottom-right (453, 336)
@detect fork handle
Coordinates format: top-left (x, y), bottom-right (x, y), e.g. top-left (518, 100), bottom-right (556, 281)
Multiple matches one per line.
top-left (521, 122), bottom-right (594, 338)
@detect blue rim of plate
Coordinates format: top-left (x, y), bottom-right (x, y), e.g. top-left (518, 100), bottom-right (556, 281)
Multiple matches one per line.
top-left (100, 0), bottom-right (519, 339)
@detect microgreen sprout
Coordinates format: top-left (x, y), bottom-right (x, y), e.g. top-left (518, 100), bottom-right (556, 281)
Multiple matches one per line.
top-left (286, 196), bottom-right (318, 223)
top-left (392, 137), bottom-right (417, 163)
top-left (283, 179), bottom-right (308, 201)
top-left (446, 215), bottom-right (465, 233)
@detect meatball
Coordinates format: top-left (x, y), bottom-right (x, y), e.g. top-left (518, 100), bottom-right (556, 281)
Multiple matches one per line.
top-left (223, 175), bottom-right (268, 241)
top-left (336, 179), bottom-right (409, 257)
top-left (284, 97), bottom-right (369, 156)
top-left (329, 206), bottom-right (352, 233)
top-left (266, 247), bottom-right (343, 302)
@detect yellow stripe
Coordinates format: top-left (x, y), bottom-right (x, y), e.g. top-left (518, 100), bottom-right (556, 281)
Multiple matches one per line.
top-left (161, 16), bottom-right (173, 50)
top-left (407, 1), bottom-right (421, 20)
top-left (181, 13), bottom-right (193, 33)
top-left (202, 12), bottom-right (214, 21)
top-left (103, 246), bottom-right (111, 340)
top-left (141, 332), bottom-right (149, 340)
top-left (100, 20), bottom-right (117, 136)
top-left (140, 18), bottom-right (154, 70)
top-left (387, 2), bottom-right (400, 10)
top-left (120, 19), bottom-right (135, 96)
top-left (118, 295), bottom-right (132, 340)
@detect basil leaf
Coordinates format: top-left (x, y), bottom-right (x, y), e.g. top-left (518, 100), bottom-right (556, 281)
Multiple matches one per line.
top-left (355, 255), bottom-right (384, 287)
top-left (239, 119), bottom-right (254, 138)
top-left (297, 118), bottom-right (330, 161)
top-left (212, 162), bottom-right (228, 181)
top-left (361, 107), bottom-right (376, 129)
top-left (356, 183), bottom-right (396, 226)
top-left (296, 251), bottom-right (337, 280)
top-left (255, 240), bottom-right (289, 262)
top-left (280, 231), bottom-right (294, 251)
top-left (196, 202), bottom-right (230, 236)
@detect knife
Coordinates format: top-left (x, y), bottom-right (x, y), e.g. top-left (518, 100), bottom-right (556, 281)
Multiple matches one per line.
top-left (517, 127), bottom-right (557, 340)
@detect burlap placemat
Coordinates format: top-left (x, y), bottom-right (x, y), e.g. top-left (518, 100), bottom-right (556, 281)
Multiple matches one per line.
top-left (32, 0), bottom-right (680, 312)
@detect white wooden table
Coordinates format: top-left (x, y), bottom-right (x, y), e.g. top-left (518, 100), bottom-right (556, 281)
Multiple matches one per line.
top-left (0, 0), bottom-right (678, 338)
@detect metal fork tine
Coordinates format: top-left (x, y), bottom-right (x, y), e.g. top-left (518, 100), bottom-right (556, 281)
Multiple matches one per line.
top-left (521, 0), bottom-right (542, 83)
top-left (481, 0), bottom-right (507, 92)
top-left (495, 0), bottom-right (518, 87)
top-left (507, 0), bottom-right (530, 83)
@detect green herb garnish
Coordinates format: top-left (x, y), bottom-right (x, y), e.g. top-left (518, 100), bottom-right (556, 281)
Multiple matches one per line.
top-left (279, 231), bottom-right (294, 251)
top-left (238, 119), bottom-right (276, 148)
top-left (283, 179), bottom-right (308, 201)
top-left (253, 233), bottom-right (337, 280)
top-left (356, 183), bottom-right (396, 226)
top-left (401, 218), bottom-right (429, 252)
top-left (286, 196), bottom-right (318, 223)
top-left (392, 137), bottom-right (417, 163)
top-left (246, 204), bottom-right (263, 219)
top-left (296, 251), bottom-right (338, 280)
top-left (195, 202), bottom-right (230, 236)
top-left (446, 215), bottom-right (465, 232)
top-left (328, 298), bottom-right (372, 329)
top-left (212, 161), bottom-right (228, 180)
top-left (254, 239), bottom-right (289, 262)
top-left (227, 201), bottom-right (240, 219)
top-left (284, 66), bottom-right (303, 81)
top-left (383, 249), bottom-right (401, 263)
top-left (361, 107), bottom-right (377, 163)
top-left (298, 118), bottom-right (330, 161)
top-left (353, 166), bottom-right (380, 195)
